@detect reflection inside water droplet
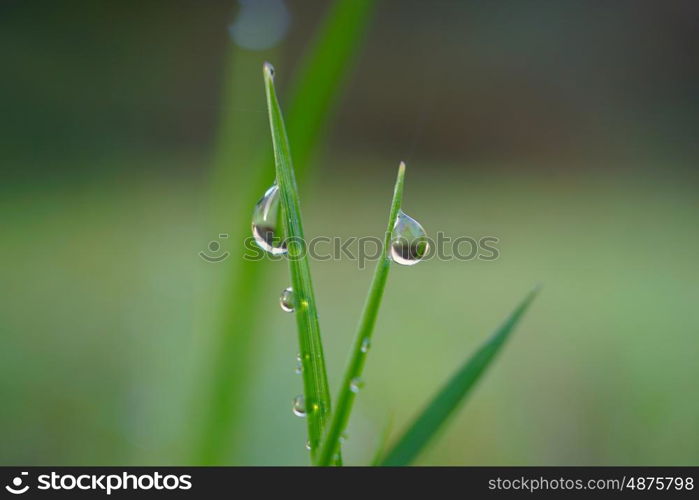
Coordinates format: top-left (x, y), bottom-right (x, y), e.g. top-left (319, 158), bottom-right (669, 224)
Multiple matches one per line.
top-left (390, 210), bottom-right (429, 266)
top-left (349, 377), bottom-right (364, 393)
top-left (360, 337), bottom-right (371, 353)
top-left (279, 286), bottom-right (295, 313)
top-left (292, 395), bottom-right (306, 417)
top-left (252, 184), bottom-right (287, 255)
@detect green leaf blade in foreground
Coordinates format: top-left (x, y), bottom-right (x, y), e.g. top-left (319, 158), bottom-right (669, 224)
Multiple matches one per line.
top-left (263, 63), bottom-right (332, 464)
top-left (380, 287), bottom-right (540, 466)
top-left (317, 162), bottom-right (406, 466)
top-left (194, 0), bottom-right (376, 464)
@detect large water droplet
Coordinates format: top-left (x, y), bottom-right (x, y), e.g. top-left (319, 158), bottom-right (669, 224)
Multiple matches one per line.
top-left (349, 377), bottom-right (364, 393)
top-left (280, 286), bottom-right (295, 312)
top-left (292, 395), bottom-right (306, 417)
top-left (390, 210), bottom-right (429, 266)
top-left (252, 184), bottom-right (287, 255)
top-left (360, 337), bottom-right (371, 353)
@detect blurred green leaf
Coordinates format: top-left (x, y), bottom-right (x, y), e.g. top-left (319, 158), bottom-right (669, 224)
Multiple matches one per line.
top-left (380, 287), bottom-right (540, 466)
top-left (370, 414), bottom-right (394, 466)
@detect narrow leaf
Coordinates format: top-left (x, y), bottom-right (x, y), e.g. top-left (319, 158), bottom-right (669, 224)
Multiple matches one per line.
top-left (286, 0), bottom-right (376, 174)
top-left (381, 287), bottom-right (540, 466)
top-left (317, 162), bottom-right (406, 466)
top-left (264, 63), bottom-right (332, 464)
top-left (195, 0), bottom-right (376, 464)
top-left (370, 414), bottom-right (394, 466)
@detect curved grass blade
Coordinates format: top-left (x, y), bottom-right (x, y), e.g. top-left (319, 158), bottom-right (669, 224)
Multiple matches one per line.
top-left (370, 414), bottom-right (394, 466)
top-left (264, 63), bottom-right (332, 464)
top-left (380, 287), bottom-right (540, 466)
top-left (286, 0), bottom-right (376, 169)
top-left (317, 162), bottom-right (406, 466)
top-left (194, 0), bottom-right (376, 464)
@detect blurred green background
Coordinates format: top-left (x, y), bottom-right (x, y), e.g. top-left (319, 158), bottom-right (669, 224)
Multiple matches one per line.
top-left (2, 0), bottom-right (698, 465)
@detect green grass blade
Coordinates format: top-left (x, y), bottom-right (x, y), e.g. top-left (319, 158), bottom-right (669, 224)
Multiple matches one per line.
top-left (264, 63), bottom-right (332, 464)
top-left (193, 47), bottom-right (275, 466)
top-left (194, 0), bottom-right (376, 464)
top-left (317, 162), bottom-right (406, 466)
top-left (286, 0), bottom-right (376, 173)
top-left (380, 287), bottom-right (540, 466)
top-left (370, 414), bottom-right (394, 466)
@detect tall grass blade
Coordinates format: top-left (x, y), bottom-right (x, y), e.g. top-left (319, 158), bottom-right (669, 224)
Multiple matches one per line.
top-left (370, 415), bottom-right (394, 466)
top-left (193, 47), bottom-right (275, 466)
top-left (317, 163), bottom-right (406, 466)
top-left (380, 287), bottom-right (540, 466)
top-left (264, 63), bottom-right (332, 464)
top-left (194, 0), bottom-right (376, 464)
top-left (286, 0), bottom-right (375, 170)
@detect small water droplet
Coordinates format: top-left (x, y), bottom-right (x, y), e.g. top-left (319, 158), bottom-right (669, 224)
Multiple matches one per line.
top-left (295, 353), bottom-right (303, 374)
top-left (279, 286), bottom-right (295, 312)
top-left (251, 184), bottom-right (287, 255)
top-left (292, 395), bottom-right (306, 417)
top-left (305, 440), bottom-right (311, 451)
top-left (263, 61), bottom-right (276, 79)
top-left (349, 377), bottom-right (364, 393)
top-left (390, 210), bottom-right (429, 266)
top-left (339, 431), bottom-right (348, 444)
top-left (360, 337), bottom-right (371, 353)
